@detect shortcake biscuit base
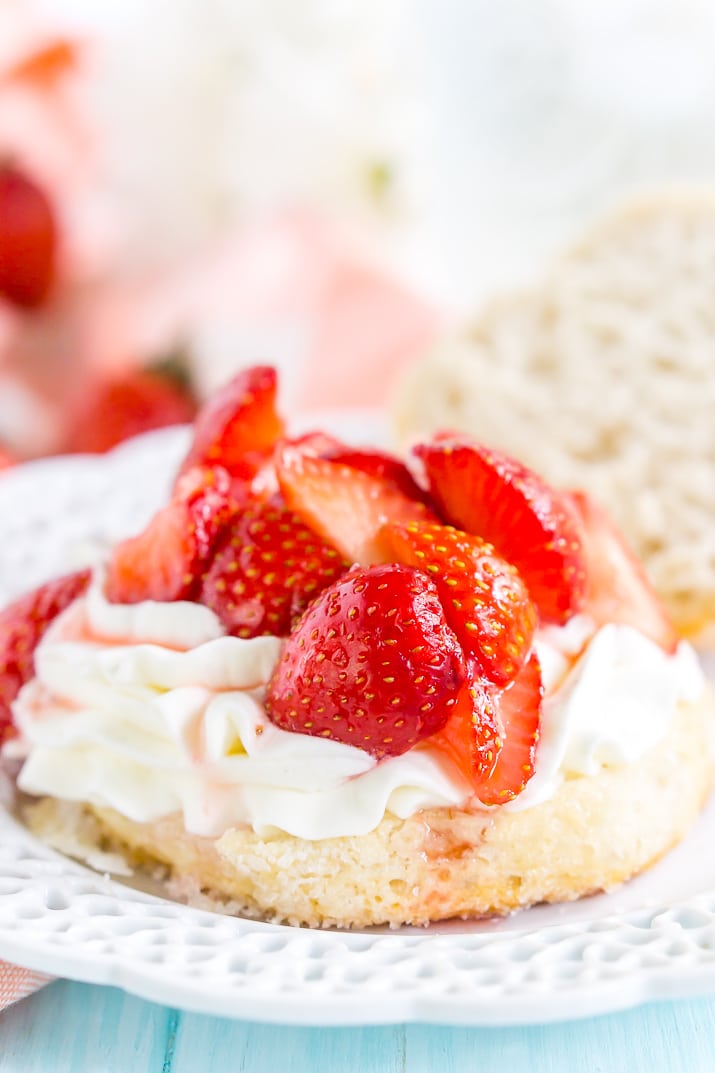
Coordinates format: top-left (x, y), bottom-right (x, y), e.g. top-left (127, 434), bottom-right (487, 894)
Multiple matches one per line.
top-left (24, 690), bottom-right (715, 928)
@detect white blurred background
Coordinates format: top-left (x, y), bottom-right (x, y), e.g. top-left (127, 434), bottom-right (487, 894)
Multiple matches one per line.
top-left (26, 0), bottom-right (715, 307)
top-left (2, 0), bottom-right (715, 449)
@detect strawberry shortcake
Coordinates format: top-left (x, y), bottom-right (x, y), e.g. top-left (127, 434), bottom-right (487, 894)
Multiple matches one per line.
top-left (4, 366), bottom-right (714, 927)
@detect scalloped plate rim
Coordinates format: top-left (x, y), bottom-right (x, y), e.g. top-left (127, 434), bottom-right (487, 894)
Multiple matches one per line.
top-left (1, 421), bottom-right (715, 1025)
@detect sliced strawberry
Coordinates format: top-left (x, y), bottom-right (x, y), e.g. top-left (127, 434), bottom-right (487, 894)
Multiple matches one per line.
top-left (415, 438), bottom-right (587, 624)
top-left (382, 521), bottom-right (536, 685)
top-left (179, 366), bottom-right (284, 487)
top-left (265, 563), bottom-right (466, 759)
top-left (105, 465), bottom-right (236, 604)
top-left (199, 502), bottom-right (350, 638)
top-left (482, 654), bottom-right (543, 803)
top-left (570, 491), bottom-right (678, 654)
top-left (257, 436), bottom-right (430, 508)
top-left (427, 675), bottom-right (502, 786)
top-left (0, 570), bottom-right (90, 740)
top-left (242, 432), bottom-right (346, 503)
top-left (285, 431), bottom-right (345, 457)
top-left (276, 447), bottom-right (436, 565)
top-left (287, 433), bottom-right (429, 501)
top-left (321, 445), bottom-right (429, 502)
top-left (429, 654), bottom-right (543, 805)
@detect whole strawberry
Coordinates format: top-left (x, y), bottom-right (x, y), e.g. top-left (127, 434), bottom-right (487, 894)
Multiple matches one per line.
top-left (0, 164), bottom-right (58, 309)
top-left (265, 563), bottom-right (467, 758)
top-left (0, 570), bottom-right (90, 740)
top-left (200, 502), bottom-right (349, 638)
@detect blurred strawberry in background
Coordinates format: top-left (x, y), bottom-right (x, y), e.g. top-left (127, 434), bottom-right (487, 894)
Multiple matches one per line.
top-left (0, 21), bottom-right (97, 460)
top-left (0, 5), bottom-right (438, 469)
top-left (3, 38), bottom-right (78, 91)
top-left (0, 20), bottom-right (200, 462)
top-left (63, 361), bottom-right (197, 454)
top-left (0, 162), bottom-right (57, 309)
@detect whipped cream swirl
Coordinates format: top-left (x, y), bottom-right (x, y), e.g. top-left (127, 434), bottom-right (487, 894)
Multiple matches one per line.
top-left (10, 575), bottom-right (705, 839)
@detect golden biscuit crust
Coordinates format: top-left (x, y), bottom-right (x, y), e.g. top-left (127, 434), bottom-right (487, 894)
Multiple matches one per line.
top-left (25, 691), bottom-right (715, 928)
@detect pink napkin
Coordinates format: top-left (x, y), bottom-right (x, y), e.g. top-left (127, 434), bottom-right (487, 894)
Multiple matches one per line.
top-left (0, 964), bottom-right (51, 1010)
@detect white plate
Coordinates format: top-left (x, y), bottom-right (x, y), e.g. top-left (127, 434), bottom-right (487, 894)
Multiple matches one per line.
top-left (1, 424), bottom-right (715, 1026)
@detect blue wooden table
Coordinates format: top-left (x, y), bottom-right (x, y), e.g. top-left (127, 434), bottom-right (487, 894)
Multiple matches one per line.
top-left (1, 981), bottom-right (714, 1071)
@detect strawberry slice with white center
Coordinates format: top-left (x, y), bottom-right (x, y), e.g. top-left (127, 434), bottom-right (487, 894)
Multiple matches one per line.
top-left (275, 446), bottom-right (436, 565)
top-left (381, 520), bottom-right (536, 686)
top-left (570, 491), bottom-right (678, 654)
top-left (105, 465), bottom-right (237, 604)
top-left (0, 570), bottom-right (90, 740)
top-left (265, 563), bottom-right (466, 758)
top-left (429, 654), bottom-right (543, 805)
top-left (321, 445), bottom-right (430, 503)
top-left (414, 437), bottom-right (587, 625)
top-left (179, 365), bottom-right (285, 490)
top-left (282, 431), bottom-right (345, 457)
top-left (281, 435), bottom-right (429, 502)
top-left (199, 502), bottom-right (350, 638)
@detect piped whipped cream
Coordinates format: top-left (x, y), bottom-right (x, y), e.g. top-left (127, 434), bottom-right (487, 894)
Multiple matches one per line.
top-left (10, 575), bottom-right (705, 840)
top-left (516, 623), bottom-right (703, 811)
